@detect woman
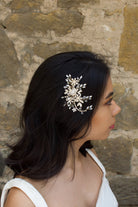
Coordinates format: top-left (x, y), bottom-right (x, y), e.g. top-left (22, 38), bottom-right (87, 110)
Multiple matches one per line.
top-left (1, 51), bottom-right (121, 207)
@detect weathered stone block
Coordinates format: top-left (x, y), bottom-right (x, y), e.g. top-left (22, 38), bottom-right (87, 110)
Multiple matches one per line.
top-left (119, 6), bottom-right (138, 74)
top-left (0, 30), bottom-right (20, 88)
top-left (57, 0), bottom-right (99, 8)
top-left (0, 167), bottom-right (14, 196)
top-left (8, 0), bottom-right (43, 12)
top-left (0, 153), bottom-right (5, 176)
top-left (104, 9), bottom-right (122, 17)
top-left (113, 83), bottom-right (138, 130)
top-left (109, 176), bottom-right (138, 206)
top-left (0, 104), bottom-right (20, 131)
top-left (33, 42), bottom-right (91, 59)
top-left (134, 138), bottom-right (138, 149)
top-left (91, 137), bottom-right (133, 174)
top-left (4, 9), bottom-right (84, 36)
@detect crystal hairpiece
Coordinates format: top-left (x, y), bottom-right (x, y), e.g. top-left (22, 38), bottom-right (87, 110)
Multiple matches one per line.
top-left (61, 74), bottom-right (93, 114)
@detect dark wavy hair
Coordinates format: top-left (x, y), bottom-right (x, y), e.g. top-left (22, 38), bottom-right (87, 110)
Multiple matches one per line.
top-left (6, 51), bottom-right (110, 180)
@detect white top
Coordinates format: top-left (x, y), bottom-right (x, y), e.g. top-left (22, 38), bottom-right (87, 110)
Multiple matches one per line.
top-left (85, 149), bottom-right (118, 207)
top-left (1, 149), bottom-right (118, 207)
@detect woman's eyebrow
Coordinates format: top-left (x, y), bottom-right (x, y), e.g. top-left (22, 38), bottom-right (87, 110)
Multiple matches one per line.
top-left (105, 92), bottom-right (114, 99)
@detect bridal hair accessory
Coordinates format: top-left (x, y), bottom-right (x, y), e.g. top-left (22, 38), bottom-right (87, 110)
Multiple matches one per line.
top-left (61, 74), bottom-right (93, 114)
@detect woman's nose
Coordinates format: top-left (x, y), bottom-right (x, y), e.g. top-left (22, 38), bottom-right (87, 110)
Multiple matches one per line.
top-left (112, 100), bottom-right (121, 116)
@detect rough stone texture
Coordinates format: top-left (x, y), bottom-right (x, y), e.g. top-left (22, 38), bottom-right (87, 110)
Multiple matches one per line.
top-left (91, 137), bottom-right (133, 174)
top-left (0, 153), bottom-right (5, 176)
top-left (8, 0), bottom-right (43, 12)
top-left (0, 30), bottom-right (20, 88)
top-left (134, 138), bottom-right (138, 149)
top-left (109, 176), bottom-right (138, 206)
top-left (131, 147), bottom-right (138, 176)
top-left (104, 8), bottom-right (122, 17)
top-left (119, 6), bottom-right (138, 74)
top-left (113, 83), bottom-right (138, 130)
top-left (0, 103), bottom-right (20, 131)
top-left (33, 42), bottom-right (92, 59)
top-left (0, 166), bottom-right (14, 197)
top-left (4, 9), bottom-right (84, 36)
top-left (57, 0), bottom-right (99, 8)
top-left (0, 3), bottom-right (11, 21)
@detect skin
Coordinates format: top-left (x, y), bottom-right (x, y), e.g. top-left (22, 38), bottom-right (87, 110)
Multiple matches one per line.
top-left (4, 77), bottom-right (121, 207)
top-left (85, 77), bottom-right (121, 141)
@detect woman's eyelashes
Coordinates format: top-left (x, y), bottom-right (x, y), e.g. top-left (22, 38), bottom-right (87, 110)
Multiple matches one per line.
top-left (106, 97), bottom-right (113, 105)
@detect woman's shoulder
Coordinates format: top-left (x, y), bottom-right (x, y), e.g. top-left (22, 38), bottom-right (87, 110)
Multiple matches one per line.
top-left (4, 187), bottom-right (35, 207)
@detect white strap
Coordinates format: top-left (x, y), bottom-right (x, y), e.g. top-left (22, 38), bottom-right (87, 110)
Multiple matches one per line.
top-left (0, 178), bottom-right (48, 207)
top-left (85, 148), bottom-right (106, 175)
top-left (96, 177), bottom-right (118, 207)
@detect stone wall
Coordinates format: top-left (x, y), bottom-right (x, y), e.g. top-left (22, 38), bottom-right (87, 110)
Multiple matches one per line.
top-left (0, 0), bottom-right (138, 206)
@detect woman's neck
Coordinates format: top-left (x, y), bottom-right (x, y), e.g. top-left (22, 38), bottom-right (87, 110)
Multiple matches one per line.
top-left (63, 140), bottom-right (86, 173)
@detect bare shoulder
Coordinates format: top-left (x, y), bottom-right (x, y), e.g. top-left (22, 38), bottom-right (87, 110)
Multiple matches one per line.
top-left (4, 187), bottom-right (35, 207)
